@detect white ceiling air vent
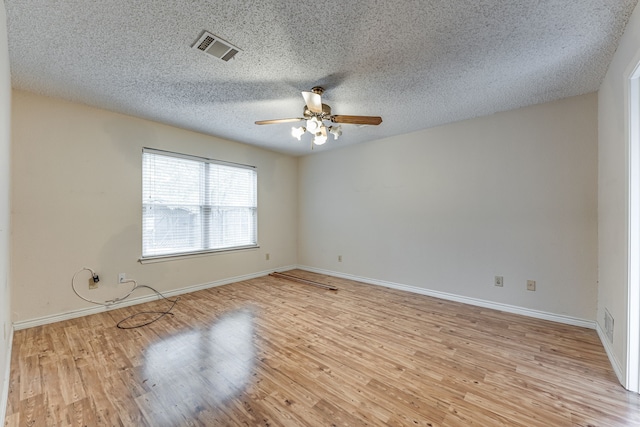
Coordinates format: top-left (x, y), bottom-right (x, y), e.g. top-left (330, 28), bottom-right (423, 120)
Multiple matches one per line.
top-left (192, 31), bottom-right (241, 62)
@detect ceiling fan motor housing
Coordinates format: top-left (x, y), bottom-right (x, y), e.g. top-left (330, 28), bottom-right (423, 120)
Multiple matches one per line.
top-left (303, 103), bottom-right (332, 119)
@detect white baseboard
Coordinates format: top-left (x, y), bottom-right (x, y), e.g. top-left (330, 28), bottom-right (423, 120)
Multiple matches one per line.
top-left (16, 264), bottom-right (593, 331)
top-left (595, 321), bottom-right (625, 386)
top-left (13, 265), bottom-right (297, 331)
top-left (1, 325), bottom-right (13, 424)
top-left (297, 265), bottom-right (596, 329)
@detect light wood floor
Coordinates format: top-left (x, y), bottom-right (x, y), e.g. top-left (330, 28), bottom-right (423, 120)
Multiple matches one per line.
top-left (5, 270), bottom-right (640, 426)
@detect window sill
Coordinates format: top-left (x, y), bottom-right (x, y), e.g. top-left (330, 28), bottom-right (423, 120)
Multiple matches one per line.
top-left (139, 245), bottom-right (260, 264)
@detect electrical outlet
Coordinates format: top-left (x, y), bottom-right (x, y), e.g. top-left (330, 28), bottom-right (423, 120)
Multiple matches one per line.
top-left (338, 255), bottom-right (342, 262)
top-left (89, 278), bottom-right (98, 290)
top-left (118, 273), bottom-right (126, 283)
top-left (265, 253), bottom-right (270, 261)
top-left (527, 280), bottom-right (536, 291)
top-left (494, 276), bottom-right (503, 287)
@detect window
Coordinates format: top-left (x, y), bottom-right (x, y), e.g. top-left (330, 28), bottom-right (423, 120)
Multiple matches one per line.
top-left (142, 148), bottom-right (257, 259)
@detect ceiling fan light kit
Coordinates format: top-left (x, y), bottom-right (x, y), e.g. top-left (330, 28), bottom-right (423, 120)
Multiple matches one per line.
top-left (291, 126), bottom-right (306, 140)
top-left (314, 127), bottom-right (328, 145)
top-left (329, 125), bottom-right (342, 140)
top-left (256, 87), bottom-right (382, 147)
top-left (306, 116), bottom-right (322, 133)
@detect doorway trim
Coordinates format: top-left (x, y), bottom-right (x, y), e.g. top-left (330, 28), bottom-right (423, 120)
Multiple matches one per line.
top-left (626, 59), bottom-right (640, 393)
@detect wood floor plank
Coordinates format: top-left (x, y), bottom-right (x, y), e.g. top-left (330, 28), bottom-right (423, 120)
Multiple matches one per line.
top-left (5, 270), bottom-right (640, 426)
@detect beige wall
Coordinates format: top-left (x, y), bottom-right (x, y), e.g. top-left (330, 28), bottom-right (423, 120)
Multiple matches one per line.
top-left (299, 93), bottom-right (598, 321)
top-left (10, 90), bottom-right (298, 323)
top-left (598, 1), bottom-right (640, 385)
top-left (0, 0), bottom-right (12, 419)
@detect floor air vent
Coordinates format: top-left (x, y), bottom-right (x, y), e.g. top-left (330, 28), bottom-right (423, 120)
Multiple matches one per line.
top-left (192, 31), bottom-right (241, 62)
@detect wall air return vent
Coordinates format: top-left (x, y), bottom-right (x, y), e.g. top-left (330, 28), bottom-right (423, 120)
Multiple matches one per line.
top-left (605, 309), bottom-right (614, 343)
top-left (192, 31), bottom-right (241, 62)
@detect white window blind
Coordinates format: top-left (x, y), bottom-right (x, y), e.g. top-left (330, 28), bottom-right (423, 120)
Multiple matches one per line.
top-left (142, 148), bottom-right (257, 259)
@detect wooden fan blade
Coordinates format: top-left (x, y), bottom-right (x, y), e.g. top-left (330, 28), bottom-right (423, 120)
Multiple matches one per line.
top-left (302, 91), bottom-right (322, 113)
top-left (255, 118), bottom-right (304, 125)
top-left (331, 115), bottom-right (383, 125)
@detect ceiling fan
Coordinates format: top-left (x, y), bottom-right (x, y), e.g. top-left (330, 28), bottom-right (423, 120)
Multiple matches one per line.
top-left (255, 87), bottom-right (382, 146)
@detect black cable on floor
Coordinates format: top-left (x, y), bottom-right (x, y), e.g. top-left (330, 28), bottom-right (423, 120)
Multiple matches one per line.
top-left (116, 285), bottom-right (181, 329)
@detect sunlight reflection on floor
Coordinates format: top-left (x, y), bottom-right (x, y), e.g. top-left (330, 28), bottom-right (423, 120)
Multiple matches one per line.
top-left (139, 309), bottom-right (256, 422)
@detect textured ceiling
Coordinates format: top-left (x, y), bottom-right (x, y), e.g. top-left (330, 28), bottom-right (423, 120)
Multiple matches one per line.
top-left (5, 0), bottom-right (639, 156)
